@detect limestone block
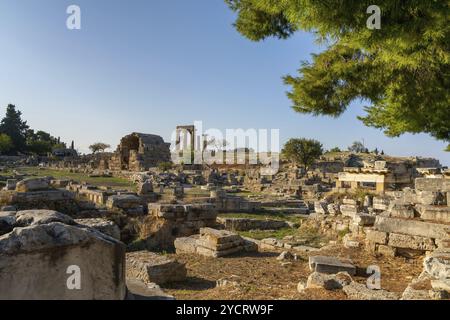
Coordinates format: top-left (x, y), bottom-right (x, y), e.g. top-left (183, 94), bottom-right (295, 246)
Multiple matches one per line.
top-left (0, 214), bottom-right (126, 300)
top-left (423, 251), bottom-right (450, 281)
top-left (199, 227), bottom-right (242, 245)
top-left (388, 233), bottom-right (436, 251)
top-left (106, 194), bottom-right (142, 210)
top-left (416, 205), bottom-right (450, 223)
top-left (374, 216), bottom-right (449, 240)
top-left (15, 178), bottom-right (49, 192)
top-left (366, 230), bottom-right (388, 245)
top-left (340, 204), bottom-right (358, 217)
top-left (308, 256), bottom-right (356, 275)
top-left (314, 201), bottom-right (328, 214)
top-left (126, 251), bottom-right (186, 285)
top-left (353, 213), bottom-right (376, 226)
top-left (174, 236), bottom-right (198, 254)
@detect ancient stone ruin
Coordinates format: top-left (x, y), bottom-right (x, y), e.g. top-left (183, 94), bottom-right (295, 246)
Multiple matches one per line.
top-left (109, 133), bottom-right (171, 171)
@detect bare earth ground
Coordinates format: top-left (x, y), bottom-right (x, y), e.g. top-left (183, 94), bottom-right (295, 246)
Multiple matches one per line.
top-left (163, 245), bottom-right (423, 300)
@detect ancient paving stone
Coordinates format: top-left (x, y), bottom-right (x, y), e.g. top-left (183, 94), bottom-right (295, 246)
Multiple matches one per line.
top-left (308, 256), bottom-right (356, 275)
top-left (126, 251), bottom-right (186, 285)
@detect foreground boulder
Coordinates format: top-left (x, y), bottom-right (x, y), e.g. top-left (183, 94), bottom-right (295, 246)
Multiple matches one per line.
top-left (75, 218), bottom-right (121, 240)
top-left (0, 210), bottom-right (126, 300)
top-left (0, 211), bottom-right (16, 235)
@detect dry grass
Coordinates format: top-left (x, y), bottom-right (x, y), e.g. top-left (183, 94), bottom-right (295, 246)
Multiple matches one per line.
top-left (162, 244), bottom-right (423, 300)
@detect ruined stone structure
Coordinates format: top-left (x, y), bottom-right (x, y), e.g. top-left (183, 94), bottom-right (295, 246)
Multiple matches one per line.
top-left (174, 227), bottom-right (257, 258)
top-left (335, 160), bottom-right (438, 193)
top-left (109, 133), bottom-right (171, 171)
top-left (146, 203), bottom-right (218, 250)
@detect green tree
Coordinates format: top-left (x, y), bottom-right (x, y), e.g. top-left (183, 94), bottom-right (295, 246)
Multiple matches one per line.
top-left (89, 142), bottom-right (111, 154)
top-left (27, 140), bottom-right (53, 155)
top-left (329, 147), bottom-right (341, 153)
top-left (282, 138), bottom-right (323, 172)
top-left (225, 1), bottom-right (450, 148)
top-left (348, 141), bottom-right (366, 153)
top-left (0, 104), bottom-right (29, 153)
top-left (0, 134), bottom-right (13, 154)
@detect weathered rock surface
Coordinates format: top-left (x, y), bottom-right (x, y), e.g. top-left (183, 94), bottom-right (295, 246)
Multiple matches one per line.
top-left (374, 216), bottom-right (449, 240)
top-left (126, 278), bottom-right (175, 300)
top-left (15, 178), bottom-right (49, 192)
top-left (126, 251), bottom-right (186, 285)
top-left (15, 209), bottom-right (74, 227)
top-left (0, 210), bottom-right (126, 300)
top-left (306, 272), bottom-right (352, 290)
top-left (343, 282), bottom-right (400, 300)
top-left (75, 218), bottom-right (121, 240)
top-left (107, 194), bottom-right (142, 210)
top-left (217, 217), bottom-right (290, 231)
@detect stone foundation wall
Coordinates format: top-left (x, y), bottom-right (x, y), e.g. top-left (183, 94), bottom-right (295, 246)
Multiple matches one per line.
top-left (146, 203), bottom-right (218, 250)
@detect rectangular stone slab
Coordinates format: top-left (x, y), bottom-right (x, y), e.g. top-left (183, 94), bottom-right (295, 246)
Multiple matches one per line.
top-left (309, 256), bottom-right (356, 275)
top-left (374, 216), bottom-right (449, 240)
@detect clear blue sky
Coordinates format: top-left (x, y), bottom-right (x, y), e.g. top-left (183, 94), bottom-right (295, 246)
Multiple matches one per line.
top-left (0, 0), bottom-right (448, 165)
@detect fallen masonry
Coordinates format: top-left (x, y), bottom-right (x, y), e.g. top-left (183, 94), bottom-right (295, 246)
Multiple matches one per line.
top-left (309, 256), bottom-right (356, 275)
top-left (146, 203), bottom-right (217, 250)
top-left (174, 227), bottom-right (257, 258)
top-left (126, 251), bottom-right (187, 285)
top-left (217, 216), bottom-right (293, 231)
